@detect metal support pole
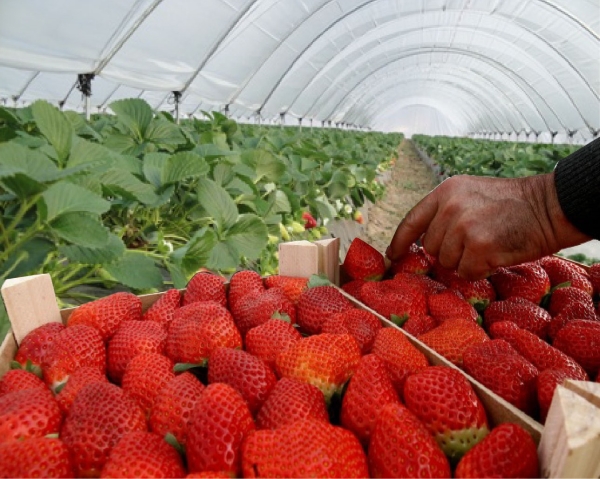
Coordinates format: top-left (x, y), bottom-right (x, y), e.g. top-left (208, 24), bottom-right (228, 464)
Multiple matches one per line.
top-left (224, 104), bottom-right (230, 118)
top-left (298, 117), bottom-right (303, 132)
top-left (76, 73), bottom-right (95, 121)
top-left (172, 91), bottom-right (182, 124)
top-left (280, 112), bottom-right (285, 130)
top-left (551, 131), bottom-right (558, 144)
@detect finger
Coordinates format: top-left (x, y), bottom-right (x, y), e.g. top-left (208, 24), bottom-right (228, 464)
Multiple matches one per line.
top-left (436, 222), bottom-right (465, 271)
top-left (386, 193), bottom-right (439, 261)
top-left (456, 247), bottom-right (496, 281)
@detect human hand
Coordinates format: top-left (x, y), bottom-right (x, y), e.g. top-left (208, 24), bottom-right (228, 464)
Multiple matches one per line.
top-left (386, 173), bottom-right (590, 280)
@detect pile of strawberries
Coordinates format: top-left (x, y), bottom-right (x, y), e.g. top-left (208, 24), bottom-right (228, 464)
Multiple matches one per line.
top-left (0, 258), bottom-right (544, 478)
top-left (342, 238), bottom-right (600, 425)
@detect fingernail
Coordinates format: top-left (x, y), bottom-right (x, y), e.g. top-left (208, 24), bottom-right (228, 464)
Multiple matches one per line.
top-left (385, 246), bottom-right (394, 260)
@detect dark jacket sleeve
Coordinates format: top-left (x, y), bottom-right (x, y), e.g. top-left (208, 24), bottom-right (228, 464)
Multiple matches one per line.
top-left (554, 137), bottom-right (600, 239)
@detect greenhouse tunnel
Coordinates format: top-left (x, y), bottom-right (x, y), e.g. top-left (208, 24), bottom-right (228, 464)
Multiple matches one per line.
top-left (0, 0), bottom-right (598, 143)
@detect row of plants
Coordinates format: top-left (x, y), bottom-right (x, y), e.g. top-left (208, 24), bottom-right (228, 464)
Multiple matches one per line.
top-left (412, 135), bottom-right (580, 178)
top-left (0, 99), bottom-right (402, 340)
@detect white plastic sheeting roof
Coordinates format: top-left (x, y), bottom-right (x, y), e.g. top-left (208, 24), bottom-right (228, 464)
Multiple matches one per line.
top-left (0, 0), bottom-right (598, 141)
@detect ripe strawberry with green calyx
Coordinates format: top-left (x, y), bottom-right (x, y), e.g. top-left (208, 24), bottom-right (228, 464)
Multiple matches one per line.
top-left (446, 275), bottom-right (496, 312)
top-left (389, 242), bottom-right (431, 275)
top-left (483, 297), bottom-right (552, 340)
top-left (184, 270), bottom-right (227, 307)
top-left (342, 238), bottom-right (386, 281)
top-left (67, 291), bottom-right (142, 341)
top-left (228, 270), bottom-right (265, 314)
top-left (263, 275), bottom-right (309, 303)
top-left (404, 366), bottom-right (490, 464)
top-left (490, 262), bottom-right (550, 305)
top-left (361, 279), bottom-right (427, 325)
top-left (302, 211), bottom-right (318, 229)
top-left (142, 288), bottom-right (181, 326)
top-left (321, 308), bottom-right (382, 354)
top-left (14, 321), bottom-right (64, 377)
top-left (233, 287), bottom-right (296, 337)
top-left (245, 317), bottom-right (302, 371)
top-left (0, 368), bottom-right (47, 397)
top-left (553, 320), bottom-right (600, 379)
top-left (402, 314), bottom-right (439, 337)
top-left (341, 354), bottom-right (400, 447)
top-left (463, 339), bottom-right (539, 416)
top-left (242, 418), bottom-right (369, 478)
top-left (368, 402), bottom-right (451, 478)
top-left (55, 366), bottom-right (109, 414)
top-left (186, 383), bottom-right (255, 477)
top-left (454, 423), bottom-right (539, 478)
top-left (547, 285), bottom-right (595, 318)
top-left (539, 255), bottom-right (593, 295)
top-left (101, 431), bottom-right (186, 478)
top-left (275, 333), bottom-right (361, 404)
top-left (428, 289), bottom-right (480, 324)
top-left (0, 437), bottom-right (74, 478)
top-left (296, 284), bottom-right (353, 335)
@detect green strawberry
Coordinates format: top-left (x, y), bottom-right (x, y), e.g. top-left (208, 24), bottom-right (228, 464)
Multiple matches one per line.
top-left (342, 238), bottom-right (386, 281)
top-left (0, 437), bottom-right (74, 478)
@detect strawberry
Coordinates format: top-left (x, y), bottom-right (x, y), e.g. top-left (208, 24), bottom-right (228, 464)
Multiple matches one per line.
top-left (228, 270), bottom-right (265, 314)
top-left (548, 310), bottom-right (598, 342)
top-left (547, 286), bottom-right (596, 317)
top-left (418, 318), bottom-right (490, 367)
top-left (341, 279), bottom-right (367, 301)
top-left (361, 280), bottom-right (427, 324)
top-left (537, 369), bottom-right (577, 423)
top-left (0, 369), bottom-right (47, 396)
top-left (256, 377), bottom-right (329, 430)
top-left (402, 314), bottom-right (439, 337)
top-left (490, 262), bottom-right (551, 304)
top-left (0, 388), bottom-right (62, 443)
top-left (454, 423), bottom-right (539, 478)
top-left (342, 238), bottom-right (386, 281)
top-left (428, 289), bottom-right (479, 324)
top-left (184, 271), bottom-right (227, 307)
top-left (370, 327), bottom-right (429, 397)
top-left (42, 324), bottom-right (106, 393)
top-left (483, 297), bottom-right (552, 339)
top-left (404, 366), bottom-right (490, 463)
top-left (142, 288), bottom-right (181, 326)
top-left (122, 352), bottom-right (176, 415)
top-left (321, 308), bottom-right (382, 354)
top-left (233, 287), bottom-right (296, 337)
top-left (186, 471), bottom-right (231, 478)
top-left (186, 383), bottom-right (255, 476)
top-left (368, 402), bottom-right (451, 478)
top-left (275, 333), bottom-right (361, 403)
top-left (539, 255), bottom-right (593, 295)
top-left (14, 321), bottom-right (64, 375)
top-left (245, 318), bottom-right (302, 371)
top-left (208, 347), bottom-right (277, 415)
top-left (553, 320), bottom-right (600, 378)
top-left (67, 291), bottom-right (142, 340)
top-left (55, 366), bottom-right (109, 414)
top-left (430, 260), bottom-right (462, 286)
top-left (0, 437), bottom-right (74, 478)
top-left (447, 276), bottom-right (496, 312)
top-left (389, 243), bottom-right (431, 275)
top-left (149, 372), bottom-right (205, 446)
top-left (165, 301), bottom-right (242, 366)
top-left (296, 285), bottom-right (353, 334)
top-left (341, 354), bottom-right (400, 446)
top-left (107, 320), bottom-right (167, 383)
top-left (590, 263), bottom-right (600, 298)
top-left (488, 321), bottom-right (588, 380)
top-left (302, 211), bottom-right (317, 229)
top-left (241, 418), bottom-right (369, 478)
top-left (263, 275), bottom-right (308, 303)
top-left (101, 431), bottom-right (185, 478)
top-left (462, 339), bottom-right (539, 416)
top-left (61, 382), bottom-right (147, 478)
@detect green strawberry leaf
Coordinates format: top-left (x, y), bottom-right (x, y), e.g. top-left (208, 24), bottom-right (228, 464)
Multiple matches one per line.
top-left (41, 182), bottom-right (111, 222)
top-left (307, 274), bottom-right (332, 288)
top-left (173, 361), bottom-right (207, 373)
top-left (103, 252), bottom-right (163, 290)
top-left (390, 314), bottom-right (409, 327)
top-left (164, 433), bottom-right (185, 456)
top-left (50, 213), bottom-right (110, 248)
top-left (271, 311), bottom-right (291, 323)
top-left (31, 100), bottom-right (73, 161)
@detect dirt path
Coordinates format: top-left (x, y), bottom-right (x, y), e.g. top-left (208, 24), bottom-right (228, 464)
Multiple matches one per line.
top-left (363, 139), bottom-right (438, 253)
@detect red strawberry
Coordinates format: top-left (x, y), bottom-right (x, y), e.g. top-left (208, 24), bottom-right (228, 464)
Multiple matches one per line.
top-left (263, 275), bottom-right (308, 303)
top-left (42, 324), bottom-right (106, 393)
top-left (0, 437), bottom-right (74, 478)
top-left (14, 321), bottom-right (64, 375)
top-left (245, 318), bottom-right (302, 371)
top-left (341, 354), bottom-right (400, 446)
top-left (122, 352), bottom-right (175, 415)
top-left (418, 318), bottom-right (490, 367)
top-left (428, 289), bottom-right (479, 324)
top-left (462, 339), bottom-right (539, 416)
top-left (430, 259), bottom-right (462, 286)
top-left (256, 377), bottom-right (329, 430)
top-left (208, 348), bottom-right (277, 415)
top-left (101, 431), bottom-right (185, 478)
top-left (228, 270), bottom-right (265, 314)
top-left (186, 383), bottom-right (255, 476)
top-left (296, 285), bottom-right (353, 335)
top-left (107, 320), bottom-right (167, 383)
top-left (539, 255), bottom-right (593, 295)
top-left (55, 366), bottom-right (109, 414)
top-left (548, 286), bottom-right (595, 317)
top-left (275, 333), bottom-right (361, 403)
top-left (302, 211), bottom-right (317, 229)
top-left (447, 276), bottom-right (496, 312)
top-left (143, 288), bottom-right (181, 326)
top-left (67, 292), bottom-right (142, 340)
top-left (341, 279), bottom-right (367, 302)
top-left (402, 314), bottom-right (439, 337)
top-left (0, 369), bottom-right (47, 396)
top-left (553, 320), bottom-right (600, 378)
top-left (0, 388), bottom-right (62, 443)
top-left (537, 369), bottom-right (576, 423)
top-left (370, 327), bottom-right (429, 397)
top-left (489, 321), bottom-right (588, 380)
top-left (321, 308), bottom-right (382, 354)
top-left (361, 280), bottom-right (427, 324)
top-left (389, 243), bottom-right (431, 275)
top-left (454, 423), bottom-right (539, 478)
top-left (149, 372), bottom-right (205, 446)
top-left (490, 262), bottom-right (551, 304)
top-left (165, 301), bottom-right (242, 366)
top-left (548, 306), bottom-right (598, 341)
top-left (241, 419), bottom-right (369, 478)
top-left (483, 297), bottom-right (552, 339)
top-left (368, 402), bottom-right (451, 478)
top-left (61, 382), bottom-right (147, 478)
top-left (342, 238), bottom-right (386, 281)
top-left (404, 366), bottom-right (490, 463)
top-left (233, 287), bottom-right (296, 337)
top-left (590, 263), bottom-right (600, 297)
top-left (184, 271), bottom-right (227, 307)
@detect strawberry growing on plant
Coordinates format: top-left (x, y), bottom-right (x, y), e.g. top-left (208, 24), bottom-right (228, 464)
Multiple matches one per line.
top-left (302, 211), bottom-right (318, 229)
